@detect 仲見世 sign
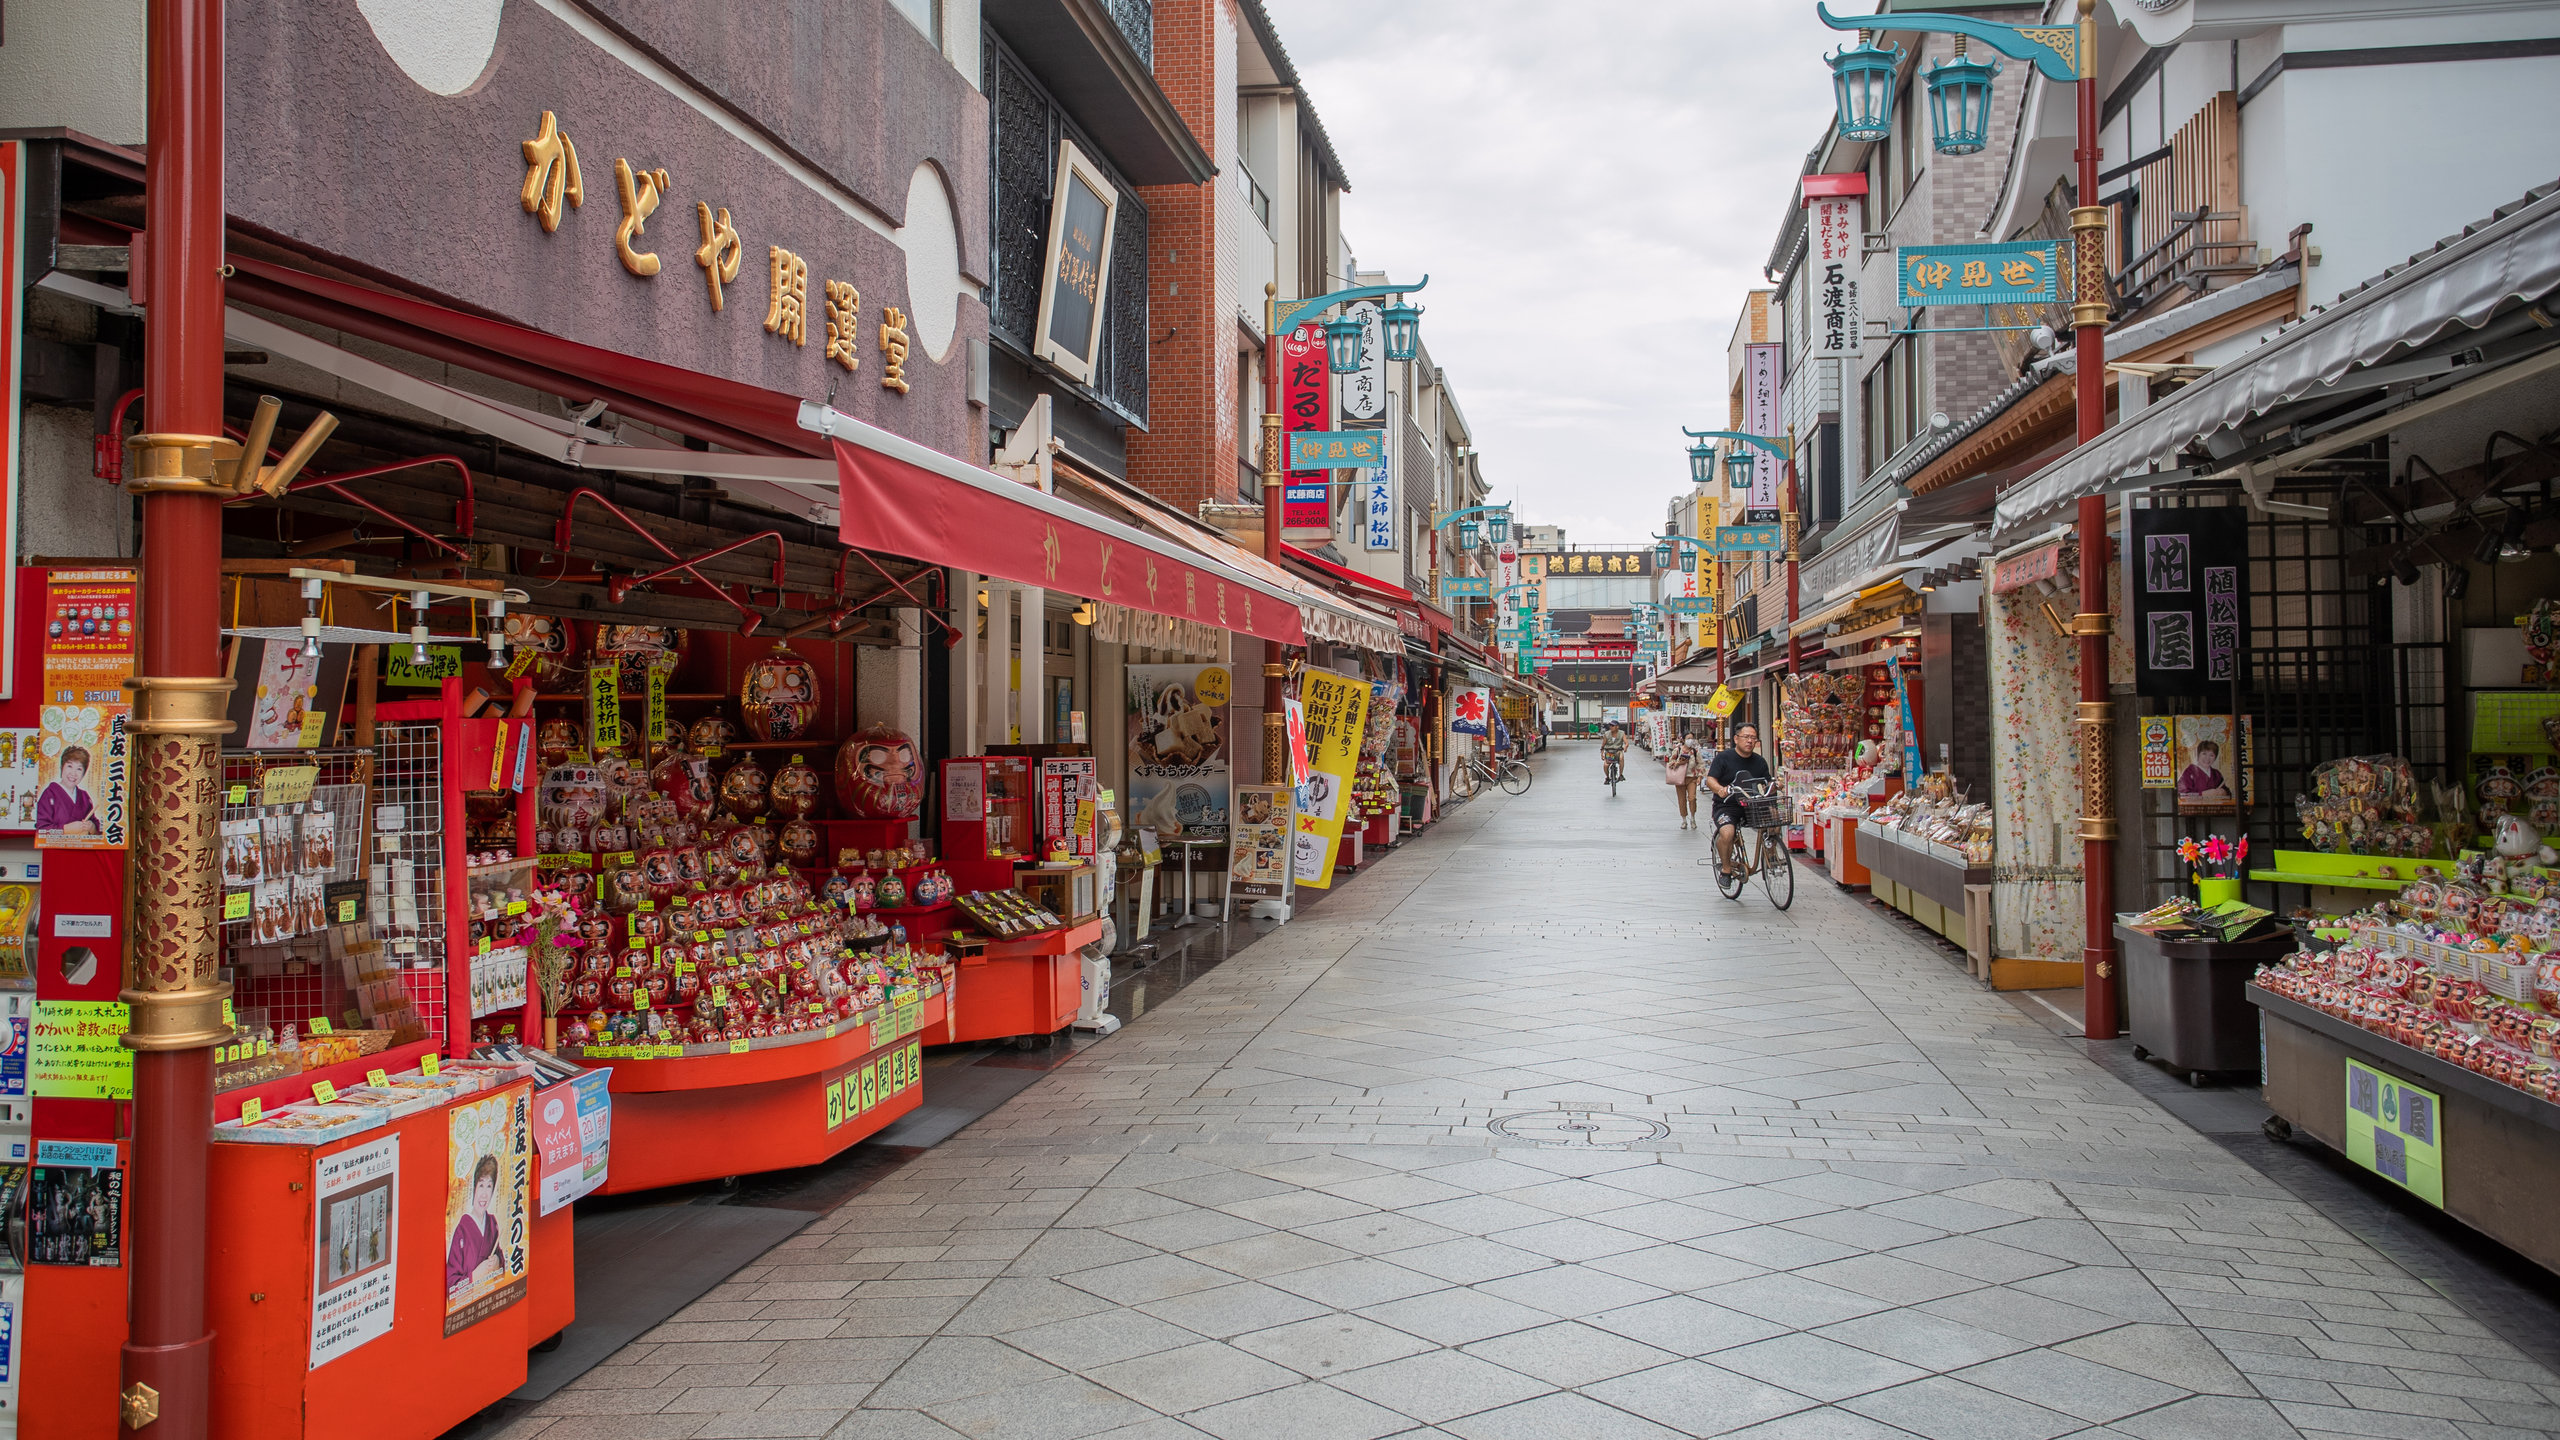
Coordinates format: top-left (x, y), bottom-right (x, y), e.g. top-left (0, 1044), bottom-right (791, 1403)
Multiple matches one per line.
top-left (1897, 240), bottom-right (2061, 309)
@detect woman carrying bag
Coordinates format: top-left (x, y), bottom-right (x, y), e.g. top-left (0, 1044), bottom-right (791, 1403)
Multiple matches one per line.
top-left (1664, 738), bottom-right (1703, 829)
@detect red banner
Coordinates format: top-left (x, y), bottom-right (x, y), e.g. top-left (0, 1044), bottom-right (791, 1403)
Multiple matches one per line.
top-left (1280, 324), bottom-right (1331, 530)
top-left (830, 439), bottom-right (1306, 645)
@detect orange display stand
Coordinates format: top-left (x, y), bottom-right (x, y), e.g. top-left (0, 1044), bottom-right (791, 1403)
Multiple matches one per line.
top-left (945, 919), bottom-right (1102, 1044)
top-left (580, 994), bottom-right (945, 1193)
top-left (1825, 816), bottom-right (1873, 889)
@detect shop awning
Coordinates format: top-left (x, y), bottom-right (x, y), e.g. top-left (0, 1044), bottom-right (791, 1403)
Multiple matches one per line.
top-left (1068, 487), bottom-right (1404, 653)
top-left (1796, 579), bottom-right (1913, 634)
top-left (1279, 543), bottom-right (1417, 606)
top-left (811, 407), bottom-right (1310, 645)
top-left (1994, 181), bottom-right (2560, 540)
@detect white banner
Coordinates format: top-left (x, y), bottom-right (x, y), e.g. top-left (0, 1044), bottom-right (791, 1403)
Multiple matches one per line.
top-left (1747, 343), bottom-right (1781, 513)
top-left (1341, 302), bottom-right (1386, 422)
top-left (1363, 392), bottom-right (1397, 551)
top-left (1811, 196), bottom-right (1863, 360)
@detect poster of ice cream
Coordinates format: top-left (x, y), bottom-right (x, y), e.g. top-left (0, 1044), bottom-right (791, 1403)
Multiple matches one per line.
top-left (1126, 664), bottom-right (1230, 838)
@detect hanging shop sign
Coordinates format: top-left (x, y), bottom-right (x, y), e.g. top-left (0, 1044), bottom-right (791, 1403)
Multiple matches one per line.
top-left (1706, 685), bottom-right (1742, 718)
top-left (1127, 666), bottom-right (1231, 838)
top-left (1282, 324), bottom-right (1333, 529)
top-left (1892, 661), bottom-right (1921, 780)
top-left (1989, 538), bottom-right (2067, 596)
top-left (1340, 301), bottom-right (1387, 422)
top-left (310, 1133), bottom-right (399, 1367)
top-left (36, 568), bottom-right (137, 850)
top-left (1288, 431), bottom-right (1386, 470)
top-left (1542, 552), bottom-right (1656, 577)
top-left (2345, 1059), bottom-right (2443, 1207)
top-left (1540, 642), bottom-right (1636, 663)
top-left (1546, 664), bottom-right (1635, 694)
top-left (1662, 596), bottom-right (1715, 616)
top-left (1450, 687), bottom-right (1493, 736)
top-left (1292, 671), bottom-right (1370, 890)
top-left (1362, 412), bottom-right (1398, 553)
top-left (1898, 239), bottom-right (2061, 308)
top-left (1228, 785), bottom-right (1299, 902)
top-left (1034, 138), bottom-right (1119, 384)
top-left (1437, 576), bottom-right (1490, 598)
top-left (1715, 526), bottom-right (1784, 552)
top-left (1746, 344), bottom-right (1782, 513)
top-left (2124, 506), bottom-right (2248, 697)
top-left (1808, 191), bottom-right (1863, 359)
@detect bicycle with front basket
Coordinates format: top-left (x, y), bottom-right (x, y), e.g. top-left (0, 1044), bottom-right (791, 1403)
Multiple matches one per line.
top-left (1714, 776), bottom-right (1795, 910)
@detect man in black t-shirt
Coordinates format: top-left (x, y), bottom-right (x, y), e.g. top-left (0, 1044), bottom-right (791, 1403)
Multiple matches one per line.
top-left (1703, 723), bottom-right (1774, 876)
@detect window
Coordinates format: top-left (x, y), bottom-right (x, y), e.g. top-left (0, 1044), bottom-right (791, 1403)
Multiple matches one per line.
top-left (889, 0), bottom-right (940, 46)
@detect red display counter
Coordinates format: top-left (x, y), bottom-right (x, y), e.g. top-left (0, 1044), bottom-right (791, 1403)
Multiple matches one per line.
top-left (945, 920), bottom-right (1101, 1044)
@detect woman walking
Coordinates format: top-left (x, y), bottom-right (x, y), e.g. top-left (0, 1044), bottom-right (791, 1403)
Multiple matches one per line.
top-left (1664, 737), bottom-right (1703, 829)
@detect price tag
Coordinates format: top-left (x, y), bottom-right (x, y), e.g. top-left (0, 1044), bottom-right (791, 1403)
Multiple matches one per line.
top-left (226, 783), bottom-right (250, 804)
top-left (366, 1068), bottom-right (388, 1088)
top-left (240, 1098), bottom-right (264, 1125)
top-left (478, 936), bottom-right (491, 955)
top-left (729, 1038), bottom-right (750, 1054)
top-left (420, 1053), bottom-right (441, 1077)
top-left (222, 998), bottom-right (236, 1026)
top-left (615, 965), bottom-right (632, 977)
top-left (223, 891), bottom-right (250, 921)
top-left (693, 931), bottom-right (710, 943)
top-left (309, 1017), bottom-right (333, 1036)
top-left (634, 991), bottom-right (652, 1009)
top-left (311, 1079), bottom-right (338, 1105)
top-left (506, 900), bottom-right (527, 915)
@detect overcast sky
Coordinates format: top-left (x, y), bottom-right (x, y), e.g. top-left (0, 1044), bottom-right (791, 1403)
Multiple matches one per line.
top-left (1278, 1), bottom-right (1848, 547)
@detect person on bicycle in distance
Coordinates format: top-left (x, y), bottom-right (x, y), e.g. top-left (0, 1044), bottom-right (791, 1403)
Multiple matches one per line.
top-left (1704, 722), bottom-right (1774, 877)
top-left (1599, 722), bottom-right (1629, 785)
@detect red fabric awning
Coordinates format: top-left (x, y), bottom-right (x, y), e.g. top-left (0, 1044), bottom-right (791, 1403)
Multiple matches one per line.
top-left (1278, 543), bottom-right (1417, 605)
top-left (829, 438), bottom-right (1306, 645)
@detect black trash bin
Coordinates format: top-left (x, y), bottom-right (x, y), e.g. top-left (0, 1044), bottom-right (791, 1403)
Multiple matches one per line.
top-left (2115, 924), bottom-right (2297, 1078)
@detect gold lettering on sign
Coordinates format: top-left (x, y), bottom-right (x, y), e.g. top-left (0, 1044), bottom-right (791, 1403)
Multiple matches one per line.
top-left (519, 111), bottom-right (584, 232)
top-left (878, 307), bottom-right (911, 393)
top-left (1041, 525), bottom-right (1061, 582)
top-left (765, 247), bottom-right (809, 346)
top-left (612, 159), bottom-right (672, 276)
top-left (1185, 571), bottom-right (1197, 613)
top-left (693, 203), bottom-right (743, 310)
top-left (1097, 541), bottom-right (1115, 595)
top-left (824, 281), bottom-right (862, 372)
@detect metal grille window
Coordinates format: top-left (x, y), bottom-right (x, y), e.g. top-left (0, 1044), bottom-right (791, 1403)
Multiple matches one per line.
top-left (985, 37), bottom-right (1151, 426)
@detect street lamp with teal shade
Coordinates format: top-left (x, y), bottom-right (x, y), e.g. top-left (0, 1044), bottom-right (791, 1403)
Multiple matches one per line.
top-left (1827, 30), bottom-right (1903, 141)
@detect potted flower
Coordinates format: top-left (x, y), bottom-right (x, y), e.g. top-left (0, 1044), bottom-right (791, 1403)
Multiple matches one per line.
top-left (2178, 833), bottom-right (2248, 907)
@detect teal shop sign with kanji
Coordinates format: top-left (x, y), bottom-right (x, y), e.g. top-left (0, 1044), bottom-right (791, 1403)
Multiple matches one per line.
top-left (1288, 430), bottom-right (1387, 469)
top-left (1714, 525), bottom-right (1783, 552)
top-left (1897, 240), bottom-right (2060, 308)
top-left (1662, 596), bottom-right (1716, 616)
top-left (1437, 576), bottom-right (1490, 598)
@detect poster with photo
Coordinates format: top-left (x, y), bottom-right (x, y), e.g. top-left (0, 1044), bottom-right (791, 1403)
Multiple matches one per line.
top-left (27, 1141), bottom-right (121, 1267)
top-left (1127, 665), bottom-right (1231, 838)
top-left (1292, 671), bottom-right (1370, 889)
top-left (533, 1071), bottom-right (613, 1216)
top-left (311, 1134), bottom-right (398, 1368)
top-left (1228, 785), bottom-right (1297, 900)
top-left (2172, 714), bottom-right (2253, 814)
top-left (37, 569), bottom-right (137, 852)
top-left (228, 637), bottom-right (353, 750)
top-left (444, 1082), bottom-right (532, 1335)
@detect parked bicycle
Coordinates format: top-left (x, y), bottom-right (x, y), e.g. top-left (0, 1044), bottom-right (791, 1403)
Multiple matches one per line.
top-left (1448, 749), bottom-right (1532, 800)
top-left (1713, 776), bottom-right (1795, 909)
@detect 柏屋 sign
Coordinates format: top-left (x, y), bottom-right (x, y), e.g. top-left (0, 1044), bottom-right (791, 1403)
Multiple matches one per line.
top-left (2123, 506), bottom-right (2247, 698)
top-left (1897, 240), bottom-right (2061, 309)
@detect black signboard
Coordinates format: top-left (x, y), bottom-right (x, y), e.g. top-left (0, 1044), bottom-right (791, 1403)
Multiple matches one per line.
top-left (1540, 552), bottom-right (1656, 578)
top-left (1545, 663), bottom-right (1635, 694)
top-left (2124, 506), bottom-right (2247, 697)
top-left (1044, 169), bottom-right (1112, 366)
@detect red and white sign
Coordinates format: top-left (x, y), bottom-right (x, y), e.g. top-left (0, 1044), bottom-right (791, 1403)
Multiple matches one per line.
top-left (1807, 192), bottom-right (1864, 361)
top-left (1281, 324), bottom-right (1331, 530)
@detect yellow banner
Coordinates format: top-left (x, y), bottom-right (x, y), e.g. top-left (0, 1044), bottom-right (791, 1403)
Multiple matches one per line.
top-left (1291, 671), bottom-right (1370, 890)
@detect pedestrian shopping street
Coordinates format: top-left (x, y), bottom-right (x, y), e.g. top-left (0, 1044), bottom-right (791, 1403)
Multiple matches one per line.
top-left (511, 753), bottom-right (2560, 1440)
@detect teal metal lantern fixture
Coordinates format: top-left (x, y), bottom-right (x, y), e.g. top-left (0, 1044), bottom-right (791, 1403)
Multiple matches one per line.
top-left (1322, 313), bottom-right (1366, 374)
top-left (1654, 541), bottom-right (1675, 569)
top-left (1688, 438), bottom-right (1716, 485)
top-left (1489, 510), bottom-right (1511, 543)
top-left (1826, 29), bottom-right (1904, 142)
top-left (1380, 297), bottom-right (1423, 362)
top-left (1925, 36), bottom-right (2000, 155)
top-left (1726, 447), bottom-right (1757, 489)
top-left (1460, 522), bottom-right (1481, 549)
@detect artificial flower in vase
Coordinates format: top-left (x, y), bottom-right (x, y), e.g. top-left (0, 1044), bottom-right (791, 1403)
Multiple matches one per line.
top-left (2178, 833), bottom-right (2248, 906)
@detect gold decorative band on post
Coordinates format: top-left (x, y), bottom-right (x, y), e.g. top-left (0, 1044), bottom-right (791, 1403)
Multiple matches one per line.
top-left (2068, 612), bottom-right (2113, 637)
top-left (1261, 660), bottom-right (1288, 781)
top-left (1261, 413), bottom-right (1284, 485)
top-left (2076, 700), bottom-right (2115, 834)
top-left (2069, 206), bottom-right (2112, 328)
top-left (123, 677), bottom-right (236, 1035)
top-left (121, 432), bottom-right (243, 496)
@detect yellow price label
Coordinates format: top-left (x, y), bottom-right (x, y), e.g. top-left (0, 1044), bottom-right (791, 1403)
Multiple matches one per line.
top-left (240, 1098), bottom-right (264, 1125)
top-left (308, 1017), bottom-right (333, 1036)
top-left (223, 891), bottom-right (250, 921)
top-left (366, 1068), bottom-right (388, 1088)
top-left (222, 999), bottom-right (236, 1025)
top-left (506, 900), bottom-right (527, 915)
top-left (729, 1038), bottom-right (750, 1054)
top-left (311, 1079), bottom-right (338, 1105)
top-left (420, 1053), bottom-right (441, 1076)
top-left (226, 783), bottom-right (250, 804)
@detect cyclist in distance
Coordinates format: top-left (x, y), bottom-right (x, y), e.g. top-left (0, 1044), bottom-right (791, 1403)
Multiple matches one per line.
top-left (1703, 722), bottom-right (1774, 877)
top-left (1599, 721), bottom-right (1629, 786)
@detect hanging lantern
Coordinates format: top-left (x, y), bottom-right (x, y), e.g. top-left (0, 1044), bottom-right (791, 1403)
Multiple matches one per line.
top-left (1380, 297), bottom-right (1423, 361)
top-left (1926, 38), bottom-right (2000, 156)
top-left (1827, 29), bottom-right (1903, 143)
top-left (1489, 510), bottom-right (1511, 543)
top-left (1461, 522), bottom-right (1480, 548)
top-left (1654, 542), bottom-right (1674, 569)
top-left (1688, 439), bottom-right (1716, 485)
top-left (1682, 551), bottom-right (1698, 574)
top-left (1727, 447), bottom-right (1757, 489)
top-left (1322, 313), bottom-right (1366, 374)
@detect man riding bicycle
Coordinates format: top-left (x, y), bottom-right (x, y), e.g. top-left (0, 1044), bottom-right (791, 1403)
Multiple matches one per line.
top-left (1599, 722), bottom-right (1629, 786)
top-left (1703, 722), bottom-right (1774, 876)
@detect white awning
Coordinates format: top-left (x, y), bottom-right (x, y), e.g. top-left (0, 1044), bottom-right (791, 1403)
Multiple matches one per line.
top-left (1993, 183), bottom-right (2560, 540)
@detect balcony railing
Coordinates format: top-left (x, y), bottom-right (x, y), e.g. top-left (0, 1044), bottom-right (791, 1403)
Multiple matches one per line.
top-left (1103, 0), bottom-right (1151, 65)
top-left (2113, 208), bottom-right (2256, 318)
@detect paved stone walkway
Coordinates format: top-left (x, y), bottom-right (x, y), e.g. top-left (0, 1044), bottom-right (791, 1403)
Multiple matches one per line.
top-left (512, 753), bottom-right (2560, 1440)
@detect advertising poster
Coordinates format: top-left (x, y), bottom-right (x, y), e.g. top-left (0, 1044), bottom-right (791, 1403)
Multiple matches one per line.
top-left (533, 1070), bottom-right (612, 1216)
top-left (1127, 665), bottom-right (1230, 838)
top-left (310, 1134), bottom-right (398, 1368)
top-left (2172, 714), bottom-right (2238, 814)
top-left (1280, 324), bottom-right (1332, 529)
top-left (1292, 671), bottom-right (1370, 890)
top-left (443, 1082), bottom-right (532, 1335)
top-left (29, 1000), bottom-right (129, 1099)
top-left (1229, 785), bottom-right (1297, 900)
top-left (227, 636), bottom-right (351, 751)
top-left (27, 1140), bottom-right (120, 1267)
top-left (35, 568), bottom-right (138, 850)
top-left (0, 727), bottom-right (40, 829)
top-left (1039, 757), bottom-right (1101, 858)
top-left (2138, 716), bottom-right (2176, 788)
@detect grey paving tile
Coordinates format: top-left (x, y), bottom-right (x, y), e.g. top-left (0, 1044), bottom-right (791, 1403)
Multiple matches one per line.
top-left (1137, 1282), bottom-right (1333, 1340)
top-left (1263, 1258), bottom-right (1449, 1309)
top-left (1582, 1359), bottom-right (1816, 1434)
top-left (943, 1278), bottom-right (1121, 1337)
top-left (865, 1337), bottom-right (1066, 1411)
top-left (1585, 1294), bottom-right (1792, 1355)
top-left (2110, 1395), bottom-right (2305, 1440)
top-left (1691, 1225), bottom-right (1867, 1271)
top-left (1587, 1243), bottom-right (1767, 1292)
top-left (1462, 1322), bottom-right (1681, 1388)
top-left (1716, 1408), bottom-right (1935, 1440)
top-left (1478, 1263), bottom-right (1670, 1318)
top-left (1954, 1350), bottom-right (2191, 1424)
top-left (1002, 1309), bottom-right (1203, 1370)
top-left (1088, 1340), bottom-right (1301, 1414)
top-left (1815, 1309), bottom-right (2038, 1372)
top-left (1485, 1218), bottom-right (1654, 1264)
top-left (1890, 1236), bottom-right (2074, 1286)
top-left (1330, 1350), bottom-right (1556, 1424)
top-left (1916, 1287), bottom-right (2123, 1346)
top-left (923, 1374), bottom-right (1159, 1440)
top-left (1710, 1332), bottom-right (1929, 1402)
top-left (1794, 1253), bottom-right (1990, 1307)
top-left (1387, 1237), bottom-right (1556, 1285)
top-left (1697, 1273), bottom-right (1897, 1328)
top-left (1107, 1209), bottom-right (1274, 1253)
top-left (1185, 1381), bottom-right (1413, 1440)
top-left (1440, 1391), bottom-right (1689, 1440)
top-left (1360, 1287), bottom-right (1557, 1346)
top-left (1842, 1376), bottom-right (2084, 1440)
top-left (1299, 1213), bottom-right (1470, 1256)
top-left (1233, 1314), bottom-right (1435, 1377)
top-left (1180, 1231), bottom-right (1353, 1281)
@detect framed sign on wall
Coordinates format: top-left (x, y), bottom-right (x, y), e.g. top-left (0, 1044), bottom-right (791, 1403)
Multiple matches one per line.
top-left (1033, 138), bottom-right (1119, 384)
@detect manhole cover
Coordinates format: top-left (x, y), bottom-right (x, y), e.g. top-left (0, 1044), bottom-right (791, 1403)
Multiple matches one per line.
top-left (1487, 1110), bottom-right (1670, 1148)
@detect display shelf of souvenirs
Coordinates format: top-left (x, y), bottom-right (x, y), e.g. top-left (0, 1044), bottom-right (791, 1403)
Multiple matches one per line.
top-left (211, 1047), bottom-right (563, 1146)
top-left (953, 888), bottom-right (1065, 941)
top-left (1863, 775), bottom-right (1993, 866)
top-left (1779, 670), bottom-right (1886, 773)
top-left (2289, 752), bottom-right (2478, 858)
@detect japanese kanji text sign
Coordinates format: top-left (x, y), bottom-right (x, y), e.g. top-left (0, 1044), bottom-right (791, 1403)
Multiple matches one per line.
top-left (1897, 240), bottom-right (2061, 308)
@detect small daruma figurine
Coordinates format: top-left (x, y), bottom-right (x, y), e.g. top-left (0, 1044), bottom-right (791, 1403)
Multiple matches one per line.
top-left (720, 755), bottom-right (772, 822)
top-left (770, 754), bottom-right (824, 820)
top-left (836, 724), bottom-right (922, 818)
top-left (495, 612), bottom-right (582, 693)
top-left (741, 644), bottom-right (821, 742)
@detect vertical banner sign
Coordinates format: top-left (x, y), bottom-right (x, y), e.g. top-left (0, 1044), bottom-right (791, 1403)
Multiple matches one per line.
top-left (2125, 507), bottom-right (2248, 697)
top-left (1282, 697), bottom-right (1311, 786)
top-left (310, 1134), bottom-right (399, 1367)
top-left (587, 656), bottom-right (622, 756)
top-left (1892, 661), bottom-right (1921, 779)
top-left (1340, 302), bottom-right (1386, 421)
top-left (0, 142), bottom-right (23, 702)
top-left (645, 665), bottom-right (669, 751)
top-left (1281, 324), bottom-right (1332, 529)
top-left (1745, 343), bottom-right (1782, 519)
top-left (1811, 195), bottom-right (1863, 360)
top-left (1363, 392), bottom-right (1397, 552)
top-left (444, 1081), bottom-right (533, 1335)
top-left (35, 568), bottom-right (139, 850)
top-left (1127, 665), bottom-right (1231, 837)
top-left (1039, 757), bottom-right (1101, 857)
top-left (1227, 785), bottom-right (1298, 901)
top-left (1292, 671), bottom-right (1370, 890)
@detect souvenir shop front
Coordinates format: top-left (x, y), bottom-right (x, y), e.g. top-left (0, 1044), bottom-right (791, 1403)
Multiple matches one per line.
top-left (1988, 183), bottom-right (2560, 1273)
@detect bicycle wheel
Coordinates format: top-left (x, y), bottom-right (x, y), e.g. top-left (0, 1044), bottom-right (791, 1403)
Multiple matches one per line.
top-left (1760, 830), bottom-right (1795, 910)
top-left (1499, 760), bottom-right (1532, 795)
top-left (1449, 764), bottom-right (1479, 801)
top-left (1714, 834), bottom-right (1746, 899)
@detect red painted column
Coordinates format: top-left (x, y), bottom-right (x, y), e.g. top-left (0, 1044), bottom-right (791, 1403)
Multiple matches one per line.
top-left (2069, 0), bottom-right (2121, 1040)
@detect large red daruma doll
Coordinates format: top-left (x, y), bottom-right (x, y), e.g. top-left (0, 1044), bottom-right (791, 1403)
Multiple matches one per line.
top-left (836, 724), bottom-right (922, 818)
